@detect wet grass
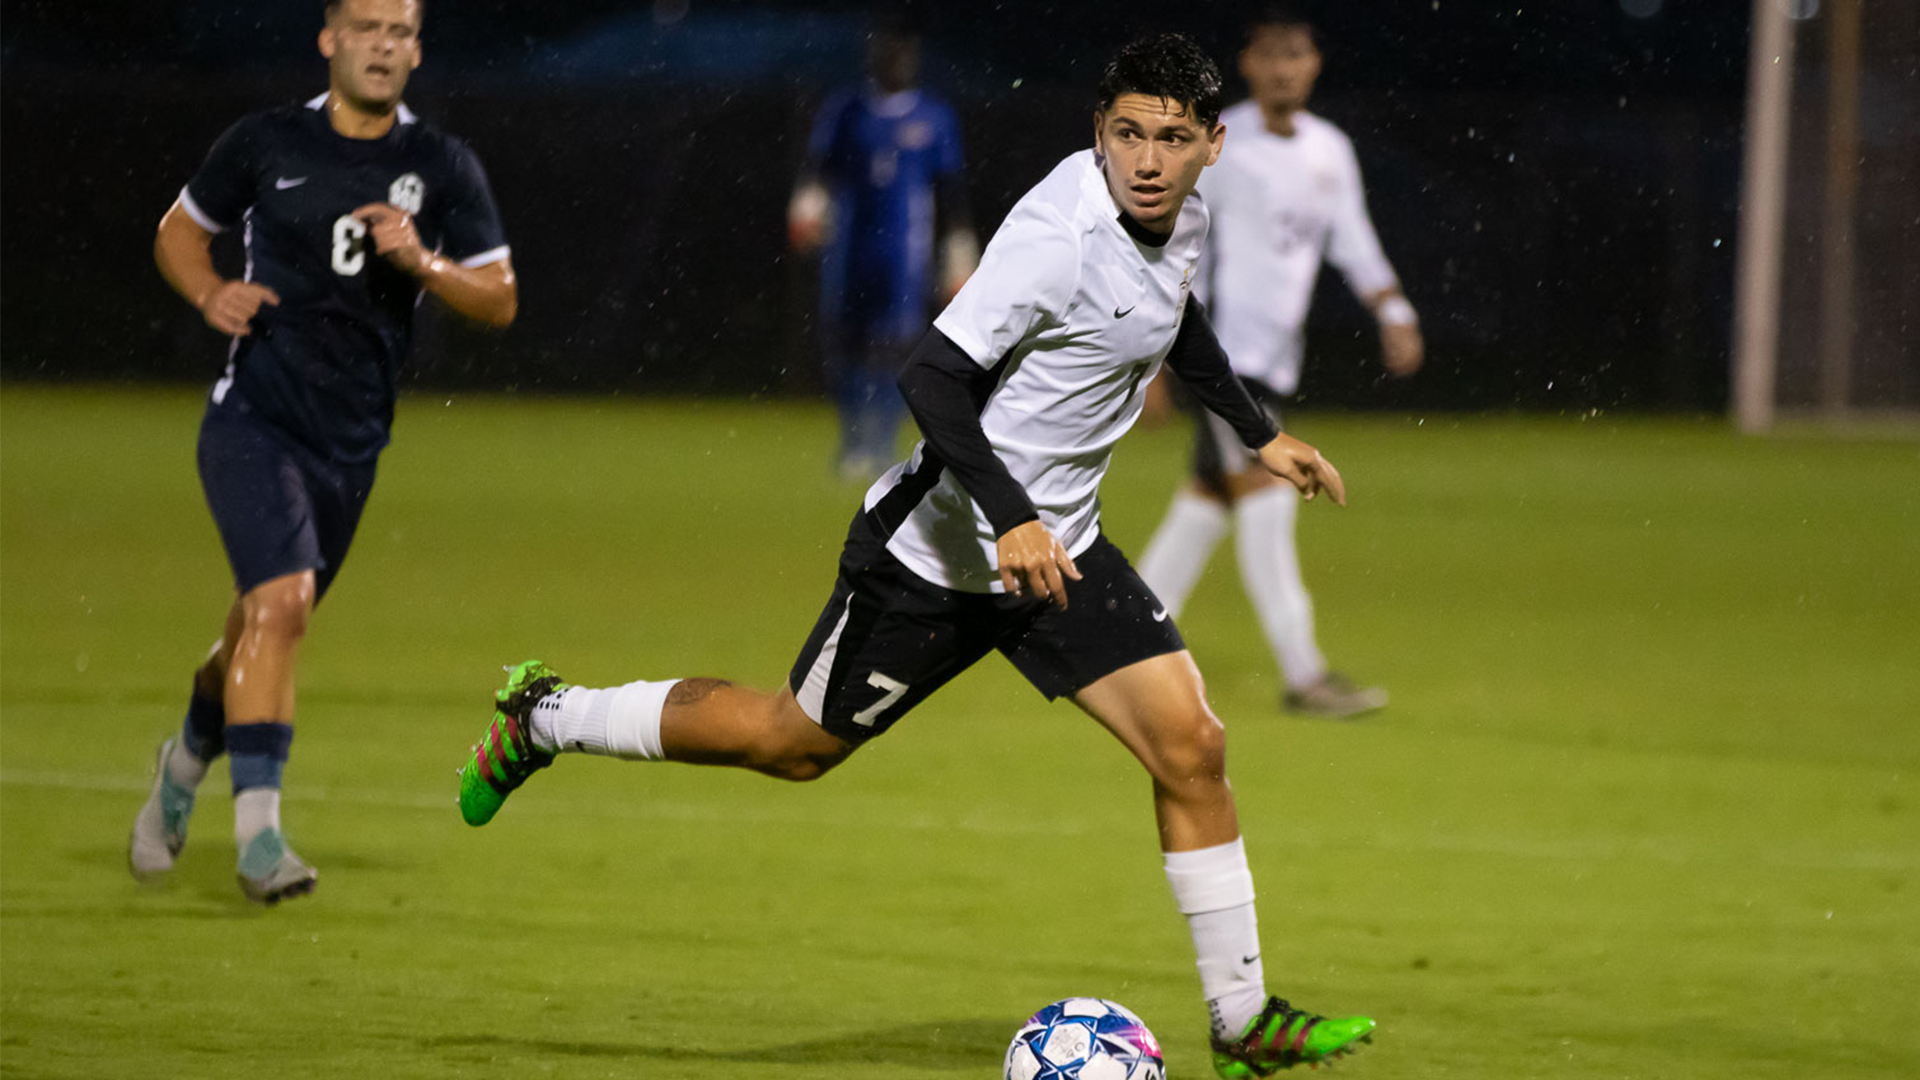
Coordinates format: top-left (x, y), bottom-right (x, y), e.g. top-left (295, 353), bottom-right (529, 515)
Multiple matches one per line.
top-left (3, 385), bottom-right (1916, 1078)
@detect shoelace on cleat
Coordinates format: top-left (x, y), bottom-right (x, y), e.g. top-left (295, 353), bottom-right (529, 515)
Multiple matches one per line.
top-left (475, 714), bottom-right (548, 792)
top-left (1218, 998), bottom-right (1338, 1071)
top-left (496, 673), bottom-right (565, 716)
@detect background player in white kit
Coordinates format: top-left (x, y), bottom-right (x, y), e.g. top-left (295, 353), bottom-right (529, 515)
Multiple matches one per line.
top-left (458, 33), bottom-right (1376, 1076)
top-left (1137, 5), bottom-right (1424, 719)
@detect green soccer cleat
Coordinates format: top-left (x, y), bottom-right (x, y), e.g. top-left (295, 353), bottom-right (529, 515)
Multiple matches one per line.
top-left (1212, 997), bottom-right (1376, 1076)
top-left (458, 660), bottom-right (567, 827)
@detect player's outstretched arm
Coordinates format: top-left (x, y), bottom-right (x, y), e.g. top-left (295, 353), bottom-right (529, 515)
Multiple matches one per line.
top-left (1256, 432), bottom-right (1346, 506)
top-left (352, 203), bottom-right (517, 328)
top-left (154, 200), bottom-right (280, 337)
top-left (1164, 297), bottom-right (1346, 505)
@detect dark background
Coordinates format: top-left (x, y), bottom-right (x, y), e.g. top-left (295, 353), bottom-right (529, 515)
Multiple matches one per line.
top-left (2, 0), bottom-right (1757, 410)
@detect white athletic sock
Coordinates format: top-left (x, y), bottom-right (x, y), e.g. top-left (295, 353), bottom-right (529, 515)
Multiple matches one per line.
top-left (164, 738), bottom-right (210, 789)
top-left (529, 681), bottom-right (675, 760)
top-left (1164, 837), bottom-right (1267, 1040)
top-left (1234, 485), bottom-right (1327, 689)
top-left (1137, 491), bottom-right (1231, 619)
top-left (233, 788), bottom-right (280, 848)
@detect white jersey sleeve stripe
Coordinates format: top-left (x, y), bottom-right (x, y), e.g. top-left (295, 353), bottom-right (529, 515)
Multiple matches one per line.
top-left (457, 245), bottom-right (511, 269)
top-left (176, 186), bottom-right (229, 234)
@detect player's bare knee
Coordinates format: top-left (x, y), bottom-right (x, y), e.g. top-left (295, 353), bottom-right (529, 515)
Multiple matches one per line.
top-left (1152, 705), bottom-right (1228, 787)
top-left (749, 734), bottom-right (850, 781)
top-left (746, 691), bottom-right (851, 781)
top-left (763, 749), bottom-right (847, 783)
top-left (243, 578), bottom-right (315, 643)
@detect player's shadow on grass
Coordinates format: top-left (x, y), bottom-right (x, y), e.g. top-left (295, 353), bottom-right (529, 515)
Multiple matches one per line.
top-left (425, 1017), bottom-right (1010, 1070)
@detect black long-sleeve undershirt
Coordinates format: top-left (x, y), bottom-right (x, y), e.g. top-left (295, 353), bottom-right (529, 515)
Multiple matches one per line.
top-left (895, 330), bottom-right (1039, 537)
top-left (895, 298), bottom-right (1279, 541)
top-left (1164, 297), bottom-right (1282, 450)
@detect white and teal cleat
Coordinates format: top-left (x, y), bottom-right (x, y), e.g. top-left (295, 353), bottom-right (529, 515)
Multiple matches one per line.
top-left (236, 828), bottom-right (318, 905)
top-left (128, 737), bottom-right (196, 880)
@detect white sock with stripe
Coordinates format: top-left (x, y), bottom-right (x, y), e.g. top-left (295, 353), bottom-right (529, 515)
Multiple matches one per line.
top-left (1164, 837), bottom-right (1267, 1040)
top-left (529, 682), bottom-right (675, 760)
top-left (1137, 490), bottom-right (1231, 618)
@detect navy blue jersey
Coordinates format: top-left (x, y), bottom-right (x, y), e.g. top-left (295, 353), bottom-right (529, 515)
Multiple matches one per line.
top-left (810, 87), bottom-right (963, 338)
top-left (180, 95), bottom-right (509, 463)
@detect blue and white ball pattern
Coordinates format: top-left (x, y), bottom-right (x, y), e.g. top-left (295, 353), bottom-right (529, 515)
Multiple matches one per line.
top-left (1004, 998), bottom-right (1166, 1080)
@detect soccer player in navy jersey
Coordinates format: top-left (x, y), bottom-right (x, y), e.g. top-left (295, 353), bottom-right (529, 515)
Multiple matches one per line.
top-left (789, 14), bottom-right (978, 481)
top-left (463, 34), bottom-right (1374, 1074)
top-left (129, 0), bottom-right (516, 904)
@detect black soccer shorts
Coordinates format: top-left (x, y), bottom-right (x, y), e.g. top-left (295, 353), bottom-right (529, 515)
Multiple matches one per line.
top-left (787, 510), bottom-right (1185, 743)
top-left (197, 390), bottom-right (376, 598)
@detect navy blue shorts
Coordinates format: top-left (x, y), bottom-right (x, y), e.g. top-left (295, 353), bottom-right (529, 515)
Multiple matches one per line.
top-left (197, 392), bottom-right (377, 598)
top-left (788, 510), bottom-right (1185, 744)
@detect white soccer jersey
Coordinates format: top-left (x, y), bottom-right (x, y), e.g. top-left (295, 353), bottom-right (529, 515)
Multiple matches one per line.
top-left (1197, 102), bottom-right (1398, 393)
top-left (865, 149), bottom-right (1206, 593)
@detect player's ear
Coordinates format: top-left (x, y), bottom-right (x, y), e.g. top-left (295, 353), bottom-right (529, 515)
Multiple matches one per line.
top-left (317, 24), bottom-right (337, 61)
top-left (1205, 122), bottom-right (1225, 167)
top-left (1091, 109), bottom-right (1106, 162)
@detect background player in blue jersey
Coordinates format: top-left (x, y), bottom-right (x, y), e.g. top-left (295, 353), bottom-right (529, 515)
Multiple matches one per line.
top-left (128, 0), bottom-right (517, 904)
top-left (789, 14), bottom-right (978, 481)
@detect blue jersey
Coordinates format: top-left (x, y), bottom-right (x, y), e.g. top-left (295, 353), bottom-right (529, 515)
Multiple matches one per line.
top-left (810, 86), bottom-right (964, 338)
top-left (180, 95), bottom-right (509, 463)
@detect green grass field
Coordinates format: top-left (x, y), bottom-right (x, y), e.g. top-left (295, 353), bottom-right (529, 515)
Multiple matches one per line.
top-left (2, 384), bottom-right (1916, 1079)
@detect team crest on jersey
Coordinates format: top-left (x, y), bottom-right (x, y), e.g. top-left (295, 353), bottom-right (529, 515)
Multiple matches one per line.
top-left (389, 172), bottom-right (425, 214)
top-left (897, 120), bottom-right (935, 150)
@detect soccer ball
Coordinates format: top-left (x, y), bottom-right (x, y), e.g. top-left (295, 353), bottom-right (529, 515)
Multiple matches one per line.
top-left (1004, 998), bottom-right (1165, 1080)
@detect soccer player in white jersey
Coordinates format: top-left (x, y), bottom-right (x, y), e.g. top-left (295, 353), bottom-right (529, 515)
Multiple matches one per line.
top-left (1137, 5), bottom-right (1424, 719)
top-left (458, 33), bottom-right (1375, 1075)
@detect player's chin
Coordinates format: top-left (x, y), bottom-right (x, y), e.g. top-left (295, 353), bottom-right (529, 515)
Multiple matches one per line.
top-left (1128, 198), bottom-right (1177, 229)
top-left (353, 73), bottom-right (405, 105)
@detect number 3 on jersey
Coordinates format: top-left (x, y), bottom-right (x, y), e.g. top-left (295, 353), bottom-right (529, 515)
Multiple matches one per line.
top-left (331, 215), bottom-right (367, 276)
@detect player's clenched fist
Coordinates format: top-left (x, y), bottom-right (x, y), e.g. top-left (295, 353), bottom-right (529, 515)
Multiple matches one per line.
top-left (1257, 432), bottom-right (1347, 506)
top-left (195, 280), bottom-right (281, 336)
top-left (353, 202), bottom-right (433, 275)
top-left (996, 519), bottom-right (1084, 609)
top-left (1380, 322), bottom-right (1424, 378)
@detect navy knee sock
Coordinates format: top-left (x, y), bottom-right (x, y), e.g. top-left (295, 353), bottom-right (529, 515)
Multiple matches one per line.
top-left (227, 722), bottom-right (293, 794)
top-left (180, 680), bottom-right (227, 761)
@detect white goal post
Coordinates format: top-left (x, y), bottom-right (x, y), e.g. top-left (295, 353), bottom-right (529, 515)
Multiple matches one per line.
top-left (1732, 0), bottom-right (1920, 433)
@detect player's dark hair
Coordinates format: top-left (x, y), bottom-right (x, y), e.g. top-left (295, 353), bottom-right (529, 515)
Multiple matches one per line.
top-left (868, 4), bottom-right (923, 39)
top-left (1245, 3), bottom-right (1319, 48)
top-left (1097, 32), bottom-right (1224, 127)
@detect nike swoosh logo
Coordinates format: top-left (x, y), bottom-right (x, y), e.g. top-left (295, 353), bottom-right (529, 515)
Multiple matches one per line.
top-left (275, 176), bottom-right (308, 190)
top-left (1151, 607), bottom-right (1169, 622)
top-left (1242, 953), bottom-right (1260, 965)
top-left (1114, 305), bottom-right (1136, 318)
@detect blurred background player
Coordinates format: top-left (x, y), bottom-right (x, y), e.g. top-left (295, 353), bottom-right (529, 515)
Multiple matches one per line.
top-left (128, 0), bottom-right (516, 903)
top-left (462, 32), bottom-right (1375, 1076)
top-left (788, 10), bottom-right (978, 481)
top-left (1137, 4), bottom-right (1424, 719)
